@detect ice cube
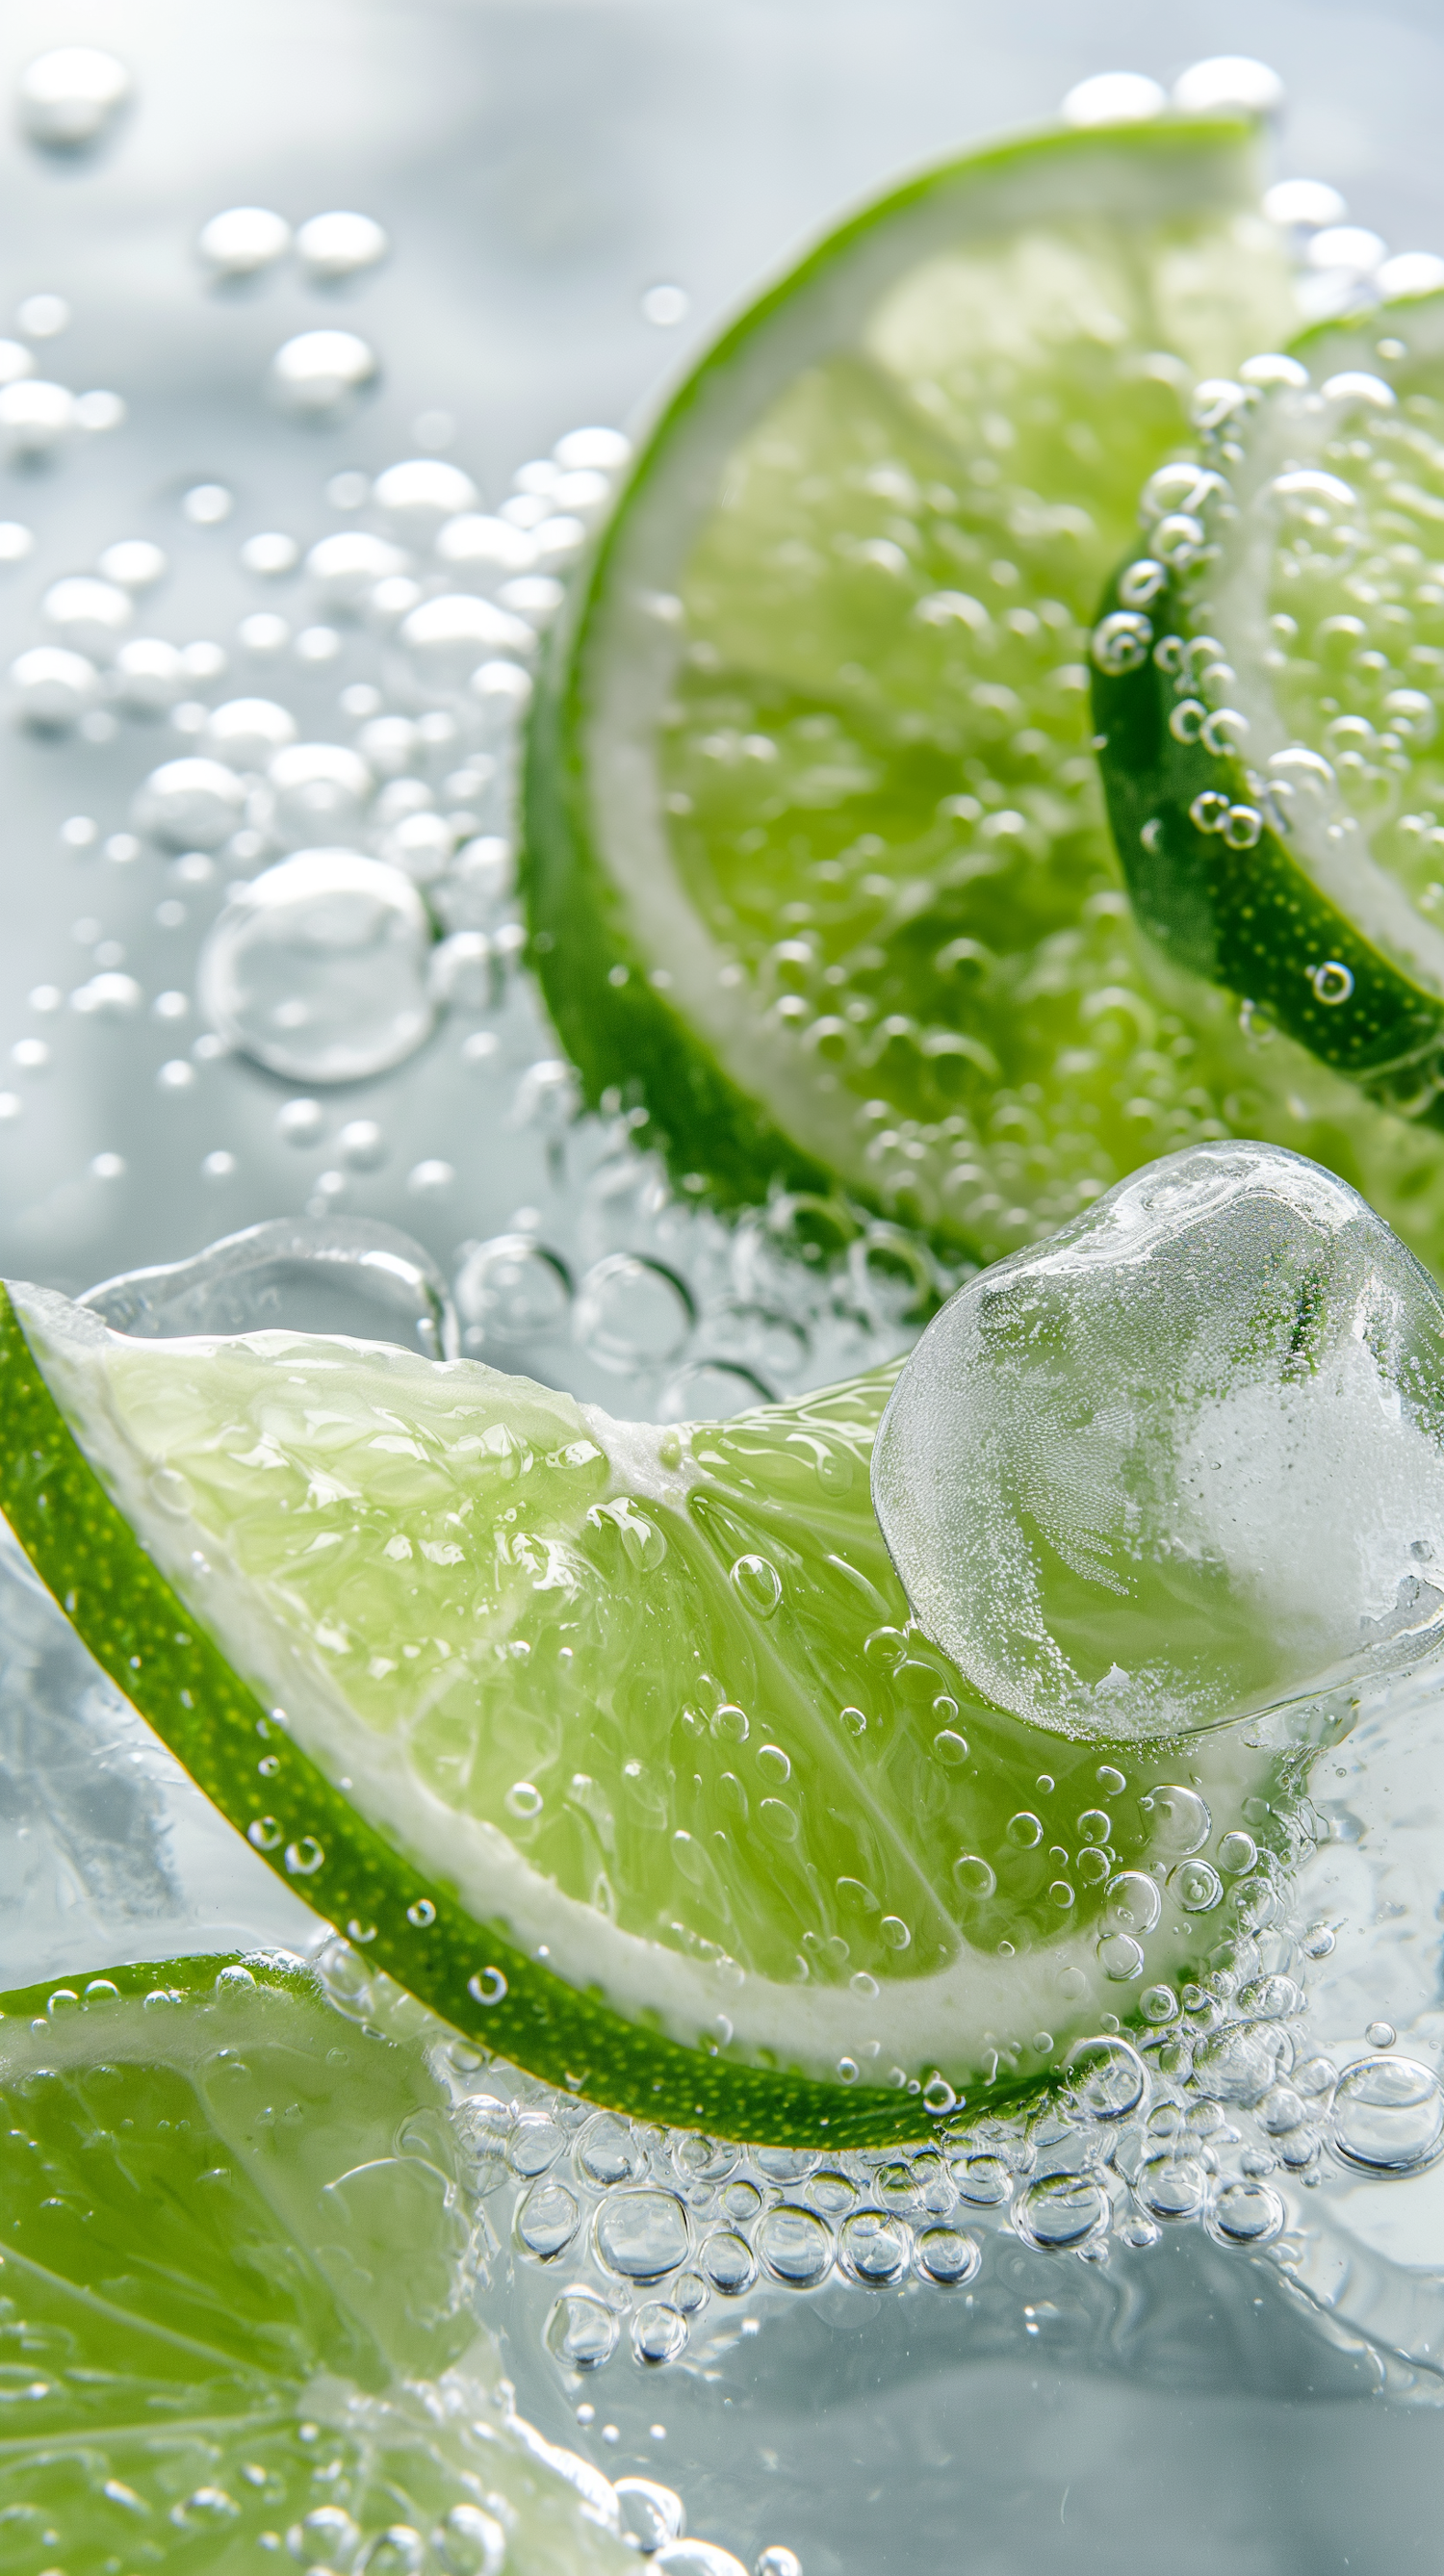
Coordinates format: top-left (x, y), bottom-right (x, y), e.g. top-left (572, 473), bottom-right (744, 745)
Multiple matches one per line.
top-left (873, 1142), bottom-right (1444, 1738)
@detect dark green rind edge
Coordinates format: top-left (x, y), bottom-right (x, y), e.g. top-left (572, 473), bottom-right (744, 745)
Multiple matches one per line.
top-left (0, 1282), bottom-right (1039, 2148)
top-left (1091, 564), bottom-right (1444, 1123)
top-left (522, 117), bottom-right (1268, 1252)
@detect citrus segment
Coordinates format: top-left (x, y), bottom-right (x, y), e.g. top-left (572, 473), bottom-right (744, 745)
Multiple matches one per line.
top-left (0, 1954), bottom-right (632, 2576)
top-left (525, 116), bottom-right (1301, 1260)
top-left (1094, 295), bottom-right (1444, 1146)
top-left (4, 1283), bottom-right (1274, 2138)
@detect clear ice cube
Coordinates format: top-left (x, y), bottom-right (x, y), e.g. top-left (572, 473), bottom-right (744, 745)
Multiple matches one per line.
top-left (873, 1142), bottom-right (1444, 1738)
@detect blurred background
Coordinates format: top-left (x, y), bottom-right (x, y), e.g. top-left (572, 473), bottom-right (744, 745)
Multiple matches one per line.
top-left (4, 8), bottom-right (1444, 2567)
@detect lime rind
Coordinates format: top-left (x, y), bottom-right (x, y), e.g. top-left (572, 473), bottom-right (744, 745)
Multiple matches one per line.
top-left (1094, 292), bottom-right (1444, 1125)
top-left (525, 116), bottom-right (1297, 1253)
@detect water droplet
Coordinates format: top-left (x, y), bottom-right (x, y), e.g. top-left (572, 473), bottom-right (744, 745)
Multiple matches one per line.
top-left (1173, 55), bottom-right (1284, 116)
top-left (1007, 1811), bottom-right (1043, 1848)
top-left (284, 1835), bottom-right (324, 1875)
top-left (266, 739), bottom-right (373, 841)
top-left (1065, 2035), bottom-right (1146, 2121)
top-left (18, 47), bottom-right (130, 150)
top-left (400, 591), bottom-right (535, 692)
top-left (1309, 959), bottom-right (1354, 1006)
top-left (838, 2209), bottom-right (911, 2284)
top-left (305, 528), bottom-right (411, 616)
top-left (632, 2301), bottom-right (688, 2364)
top-left (914, 2224), bottom-right (980, 2285)
top-left (270, 329), bottom-right (378, 421)
top-left (730, 1554), bottom-right (783, 1618)
top-left (295, 210), bottom-right (390, 286)
top-left (114, 637), bottom-right (185, 715)
top-left (134, 756), bottom-right (245, 849)
top-left (205, 695), bottom-right (297, 769)
top-left (517, 2179), bottom-right (580, 2259)
top-left (642, 282), bottom-right (690, 326)
top-left (197, 850), bottom-right (434, 1082)
top-left (505, 1780), bottom-right (543, 1820)
top-left (1208, 2178), bottom-right (1284, 2246)
top-left (757, 2204), bottom-right (832, 2287)
top-left (467, 1967), bottom-right (507, 2007)
top-left (1016, 2173), bottom-right (1109, 2251)
top-left (456, 1235), bottom-right (572, 1345)
top-left (1170, 1859), bottom-right (1223, 1913)
top-left (1138, 2151), bottom-right (1209, 2222)
top-left (406, 1896), bottom-right (436, 1928)
top-left (373, 457), bottom-right (479, 537)
top-left (579, 2111), bottom-right (648, 2187)
top-left (616, 2479), bottom-right (686, 2552)
top-left (197, 205), bottom-right (291, 284)
top-left (0, 379), bottom-right (74, 456)
top-left (1217, 1831), bottom-right (1257, 1875)
top-left (1140, 1788), bottom-right (1211, 1857)
top-left (1096, 1932), bottom-right (1145, 1982)
top-left (952, 1854), bottom-right (996, 1901)
top-left (42, 574), bottom-right (132, 661)
top-left (575, 1253), bottom-right (694, 1369)
top-left (596, 2189), bottom-right (690, 2281)
top-left (436, 511), bottom-right (538, 583)
top-left (11, 645), bottom-right (96, 729)
top-left (291, 2508), bottom-right (363, 2567)
top-left (357, 2524), bottom-right (425, 2574)
top-left (1191, 2021), bottom-right (1293, 2106)
top-left (1332, 2055), bottom-right (1444, 2171)
top-left (1061, 70), bottom-right (1167, 125)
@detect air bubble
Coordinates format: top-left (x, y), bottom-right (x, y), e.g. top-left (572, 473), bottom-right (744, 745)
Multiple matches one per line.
top-left (596, 2190), bottom-right (690, 2281)
top-left (197, 206), bottom-right (292, 284)
top-left (1061, 72), bottom-right (1167, 126)
top-left (518, 2179), bottom-right (580, 2259)
top-left (134, 756), bottom-right (245, 848)
top-left (456, 1236), bottom-right (571, 1344)
top-left (374, 457), bottom-right (479, 535)
top-left (1091, 610), bottom-right (1152, 675)
top-left (546, 2290), bottom-right (619, 2370)
top-left (632, 2303), bottom-right (688, 2364)
top-left (757, 2204), bottom-right (833, 2287)
top-left (1309, 960), bottom-right (1354, 1006)
top-left (1171, 1860), bottom-right (1223, 1912)
top-left (1065, 2035), bottom-right (1146, 2121)
top-left (1332, 2056), bottom-right (1444, 2171)
top-left (0, 378), bottom-right (75, 457)
top-left (11, 645), bottom-right (97, 729)
top-left (270, 329), bottom-right (378, 420)
top-left (617, 2482), bottom-right (686, 2552)
top-left (18, 47), bottom-right (131, 151)
top-left (197, 849), bottom-right (434, 1082)
top-left (400, 591), bottom-right (535, 691)
top-left (1015, 2173), bottom-right (1108, 2251)
top-left (40, 578), bottom-right (130, 665)
top-left (1172, 57), bottom-right (1284, 116)
top-left (575, 1253), bottom-right (694, 1368)
top-left (295, 210), bottom-right (390, 286)
top-left (306, 529), bottom-right (411, 614)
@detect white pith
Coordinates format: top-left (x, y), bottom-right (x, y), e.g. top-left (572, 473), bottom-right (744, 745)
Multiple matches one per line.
top-left (16, 1282), bottom-right (1268, 2095)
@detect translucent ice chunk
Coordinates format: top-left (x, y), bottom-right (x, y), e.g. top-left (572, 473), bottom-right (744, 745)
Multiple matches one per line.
top-left (873, 1142), bottom-right (1444, 1739)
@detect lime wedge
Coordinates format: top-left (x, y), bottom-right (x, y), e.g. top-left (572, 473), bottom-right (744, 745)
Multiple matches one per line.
top-left (524, 116), bottom-right (1302, 1262)
top-left (1, 1282), bottom-right (1275, 2144)
top-left (0, 1953), bottom-right (631, 2575)
top-left (1094, 293), bottom-right (1444, 1158)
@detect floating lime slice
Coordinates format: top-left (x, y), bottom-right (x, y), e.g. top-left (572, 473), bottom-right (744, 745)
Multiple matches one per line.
top-left (1094, 294), bottom-right (1444, 1149)
top-left (525, 116), bottom-right (1300, 1263)
top-left (0, 1283), bottom-right (1276, 2144)
top-left (0, 1953), bottom-right (631, 2576)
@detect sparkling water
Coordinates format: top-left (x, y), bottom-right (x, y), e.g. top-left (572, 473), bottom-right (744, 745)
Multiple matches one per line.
top-left (7, 6), bottom-right (1444, 2568)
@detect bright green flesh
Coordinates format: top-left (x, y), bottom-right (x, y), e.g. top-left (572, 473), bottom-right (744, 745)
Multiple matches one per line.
top-left (1096, 295), bottom-right (1444, 1226)
top-left (0, 1956), bottom-right (630, 2576)
top-left (2, 1284), bottom-right (1282, 2142)
top-left (526, 116), bottom-right (1305, 1260)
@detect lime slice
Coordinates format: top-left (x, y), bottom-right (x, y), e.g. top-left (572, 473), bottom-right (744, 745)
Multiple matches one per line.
top-left (1094, 293), bottom-right (1444, 1147)
top-left (1, 1282), bottom-right (1276, 2144)
top-left (524, 116), bottom-right (1302, 1263)
top-left (0, 1952), bottom-right (631, 2575)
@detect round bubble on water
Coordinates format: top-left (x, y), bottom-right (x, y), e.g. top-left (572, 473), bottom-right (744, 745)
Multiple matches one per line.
top-left (1060, 71), bottom-right (1166, 127)
top-left (81, 1213), bottom-right (456, 1358)
top-left (295, 209), bottom-right (389, 286)
top-left (1332, 2055), bottom-right (1444, 2172)
top-left (428, 929), bottom-right (493, 1009)
top-left (113, 637), bottom-right (184, 716)
top-left (1264, 178), bottom-right (1349, 232)
top-left (434, 511), bottom-right (537, 584)
top-left (874, 1143), bottom-right (1444, 1739)
top-left (1172, 56), bottom-right (1285, 117)
top-left (399, 592), bottom-right (535, 694)
top-left (0, 378), bottom-right (74, 458)
top-left (383, 809), bottom-right (453, 883)
top-left (499, 570), bottom-right (567, 626)
top-left (11, 644), bottom-right (98, 729)
top-left (133, 755), bottom-right (245, 848)
top-left (205, 695), bottom-right (297, 770)
top-left (98, 537), bottom-right (167, 591)
top-left (269, 328), bottom-right (378, 421)
top-left (575, 1253), bottom-right (693, 1371)
top-left (455, 1235), bottom-right (572, 1346)
top-left (554, 424), bottom-right (631, 474)
top-left (658, 1358), bottom-right (772, 1423)
top-left (197, 848), bottom-right (435, 1083)
top-left (266, 739), bottom-right (372, 842)
top-left (617, 2481), bottom-right (685, 2552)
top-left (374, 457), bottom-right (478, 538)
top-left (18, 47), bottom-right (130, 151)
top-left (306, 528), bottom-right (410, 617)
top-left (196, 206), bottom-right (291, 285)
top-left (42, 574), bottom-right (133, 660)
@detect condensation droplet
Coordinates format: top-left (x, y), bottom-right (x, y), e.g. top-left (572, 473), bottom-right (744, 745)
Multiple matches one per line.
top-left (197, 850), bottom-right (435, 1082)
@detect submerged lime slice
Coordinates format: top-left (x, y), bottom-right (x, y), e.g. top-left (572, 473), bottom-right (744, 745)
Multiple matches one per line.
top-left (1, 1282), bottom-right (1274, 2144)
top-left (1094, 294), bottom-right (1444, 1154)
top-left (0, 1953), bottom-right (631, 2576)
top-left (525, 116), bottom-right (1301, 1263)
